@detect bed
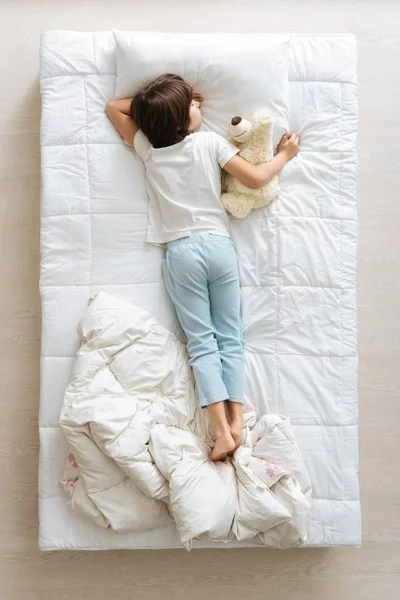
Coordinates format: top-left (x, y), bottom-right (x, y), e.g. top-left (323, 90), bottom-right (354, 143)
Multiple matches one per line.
top-left (39, 31), bottom-right (360, 549)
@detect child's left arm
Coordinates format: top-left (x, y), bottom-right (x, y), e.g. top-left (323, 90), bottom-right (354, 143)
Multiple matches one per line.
top-left (105, 98), bottom-right (139, 146)
top-left (224, 133), bottom-right (299, 189)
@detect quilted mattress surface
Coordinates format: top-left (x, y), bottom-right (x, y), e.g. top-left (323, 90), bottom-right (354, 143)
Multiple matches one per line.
top-left (39, 31), bottom-right (360, 549)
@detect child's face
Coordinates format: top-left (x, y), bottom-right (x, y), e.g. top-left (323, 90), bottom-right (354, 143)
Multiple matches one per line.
top-left (189, 99), bottom-right (202, 132)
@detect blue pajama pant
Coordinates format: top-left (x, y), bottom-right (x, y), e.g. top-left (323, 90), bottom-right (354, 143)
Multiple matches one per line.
top-left (162, 233), bottom-right (245, 408)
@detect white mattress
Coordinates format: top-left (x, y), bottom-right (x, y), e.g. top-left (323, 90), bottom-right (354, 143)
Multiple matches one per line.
top-left (39, 31), bottom-right (360, 550)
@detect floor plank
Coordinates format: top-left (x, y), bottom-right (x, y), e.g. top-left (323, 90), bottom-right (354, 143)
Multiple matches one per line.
top-left (0, 0), bottom-right (399, 598)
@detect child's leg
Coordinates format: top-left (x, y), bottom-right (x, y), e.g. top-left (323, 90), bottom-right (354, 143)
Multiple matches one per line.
top-left (163, 250), bottom-right (226, 404)
top-left (208, 239), bottom-right (245, 447)
top-left (163, 239), bottom-right (235, 459)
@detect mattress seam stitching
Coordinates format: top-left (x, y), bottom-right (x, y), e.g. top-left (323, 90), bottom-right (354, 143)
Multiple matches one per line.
top-left (41, 353), bottom-right (358, 358)
top-left (40, 74), bottom-right (356, 84)
top-left (40, 214), bottom-right (357, 222)
top-left (83, 75), bottom-right (93, 297)
top-left (38, 283), bottom-right (357, 289)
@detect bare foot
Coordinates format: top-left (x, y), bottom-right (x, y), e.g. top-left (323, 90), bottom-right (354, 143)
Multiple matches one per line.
top-left (210, 432), bottom-right (235, 461)
top-left (229, 419), bottom-right (243, 451)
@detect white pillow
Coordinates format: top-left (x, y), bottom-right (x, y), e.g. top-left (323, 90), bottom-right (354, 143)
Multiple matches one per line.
top-left (113, 30), bottom-right (289, 143)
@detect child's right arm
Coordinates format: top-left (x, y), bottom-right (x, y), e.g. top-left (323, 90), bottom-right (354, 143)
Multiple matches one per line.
top-left (224, 133), bottom-right (299, 189)
top-left (106, 98), bottom-right (139, 146)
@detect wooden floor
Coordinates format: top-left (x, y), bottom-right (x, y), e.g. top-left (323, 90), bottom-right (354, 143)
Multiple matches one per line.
top-left (0, 0), bottom-right (399, 598)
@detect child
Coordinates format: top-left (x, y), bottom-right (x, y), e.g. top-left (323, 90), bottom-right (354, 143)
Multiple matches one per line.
top-left (106, 73), bottom-right (299, 461)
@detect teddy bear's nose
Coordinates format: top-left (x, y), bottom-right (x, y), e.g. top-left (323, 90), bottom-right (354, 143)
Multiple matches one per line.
top-left (231, 116), bottom-right (242, 126)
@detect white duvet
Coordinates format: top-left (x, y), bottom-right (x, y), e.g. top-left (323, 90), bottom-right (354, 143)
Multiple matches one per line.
top-left (59, 292), bottom-right (312, 548)
top-left (39, 31), bottom-right (360, 550)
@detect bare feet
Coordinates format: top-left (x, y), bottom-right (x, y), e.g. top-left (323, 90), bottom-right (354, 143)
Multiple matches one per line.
top-left (210, 432), bottom-right (235, 461)
top-left (206, 401), bottom-right (237, 461)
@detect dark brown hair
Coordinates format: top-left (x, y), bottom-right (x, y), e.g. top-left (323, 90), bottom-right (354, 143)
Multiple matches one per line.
top-left (130, 74), bottom-right (193, 148)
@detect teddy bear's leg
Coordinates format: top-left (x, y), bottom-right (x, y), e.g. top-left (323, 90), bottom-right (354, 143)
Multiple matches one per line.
top-left (252, 179), bottom-right (280, 210)
top-left (221, 170), bottom-right (228, 193)
top-left (221, 193), bottom-right (253, 219)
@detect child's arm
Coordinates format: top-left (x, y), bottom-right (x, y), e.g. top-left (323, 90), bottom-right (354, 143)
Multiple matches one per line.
top-left (224, 133), bottom-right (299, 189)
top-left (105, 98), bottom-right (139, 146)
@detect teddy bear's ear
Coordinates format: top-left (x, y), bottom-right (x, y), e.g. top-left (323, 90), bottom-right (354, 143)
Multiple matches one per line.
top-left (252, 110), bottom-right (273, 124)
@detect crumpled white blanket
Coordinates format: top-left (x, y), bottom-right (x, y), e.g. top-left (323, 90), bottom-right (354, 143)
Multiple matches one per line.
top-left (59, 292), bottom-right (312, 549)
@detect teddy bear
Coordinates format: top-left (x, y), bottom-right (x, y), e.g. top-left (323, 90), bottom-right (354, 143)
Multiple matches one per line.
top-left (221, 110), bottom-right (280, 219)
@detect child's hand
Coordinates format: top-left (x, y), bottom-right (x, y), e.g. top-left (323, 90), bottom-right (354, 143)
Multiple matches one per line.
top-left (192, 92), bottom-right (204, 103)
top-left (277, 133), bottom-right (300, 161)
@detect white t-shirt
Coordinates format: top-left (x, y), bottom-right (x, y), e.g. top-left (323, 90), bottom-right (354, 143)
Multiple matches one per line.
top-left (133, 129), bottom-right (239, 245)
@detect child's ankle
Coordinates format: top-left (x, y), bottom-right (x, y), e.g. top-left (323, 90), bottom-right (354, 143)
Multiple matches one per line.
top-left (214, 425), bottom-right (232, 438)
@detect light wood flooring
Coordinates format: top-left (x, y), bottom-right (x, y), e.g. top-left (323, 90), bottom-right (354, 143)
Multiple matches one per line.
top-left (0, 1), bottom-right (399, 598)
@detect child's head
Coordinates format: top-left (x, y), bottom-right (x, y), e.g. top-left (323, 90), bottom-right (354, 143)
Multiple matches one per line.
top-left (130, 73), bottom-right (202, 148)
